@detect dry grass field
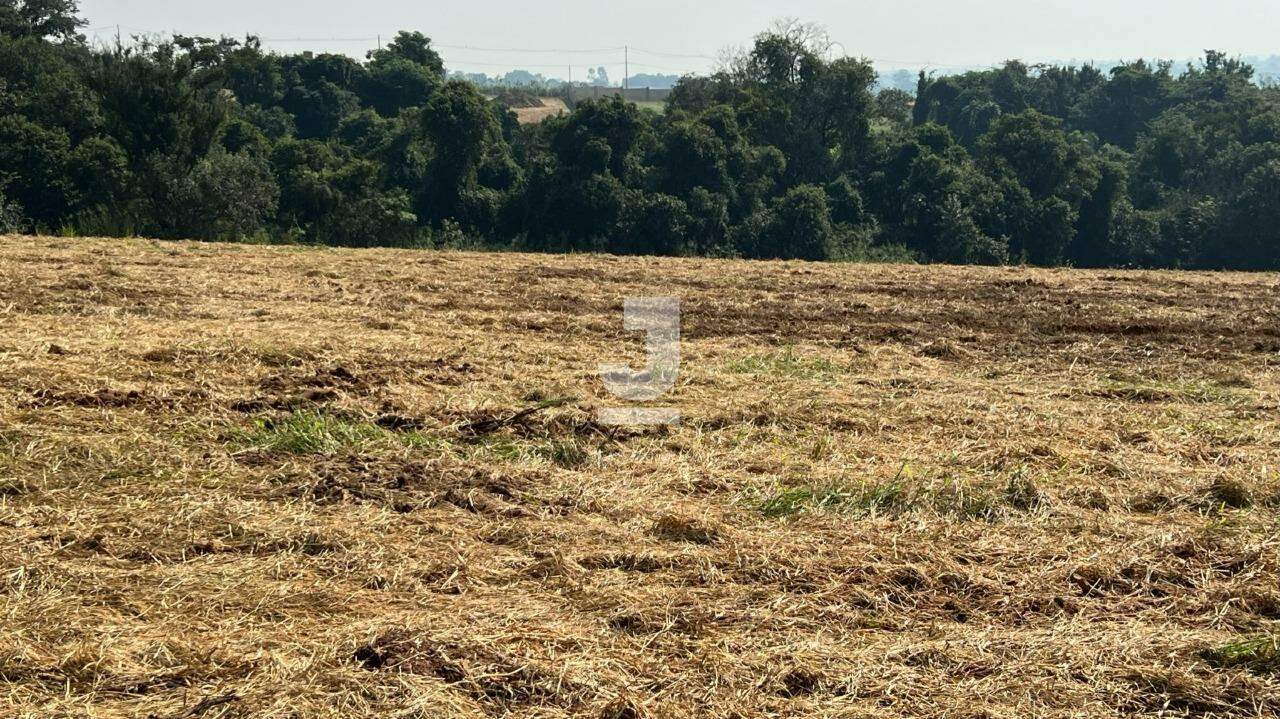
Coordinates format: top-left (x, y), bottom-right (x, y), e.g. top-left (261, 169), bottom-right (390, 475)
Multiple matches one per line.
top-left (510, 98), bottom-right (570, 124)
top-left (2, 235), bottom-right (1280, 718)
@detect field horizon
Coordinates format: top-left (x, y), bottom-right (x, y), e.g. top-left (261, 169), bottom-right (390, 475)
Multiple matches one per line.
top-left (2, 234), bottom-right (1279, 718)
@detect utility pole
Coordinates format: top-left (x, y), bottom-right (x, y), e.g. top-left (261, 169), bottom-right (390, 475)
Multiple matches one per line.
top-left (624, 45), bottom-right (629, 93)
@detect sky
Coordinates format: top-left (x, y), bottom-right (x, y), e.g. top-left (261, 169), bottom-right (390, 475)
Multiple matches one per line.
top-left (76, 0), bottom-right (1280, 80)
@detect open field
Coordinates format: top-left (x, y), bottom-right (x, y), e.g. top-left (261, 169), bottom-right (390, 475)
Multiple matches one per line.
top-left (2, 235), bottom-right (1280, 718)
top-left (508, 98), bottom-right (569, 124)
top-left (631, 100), bottom-right (666, 114)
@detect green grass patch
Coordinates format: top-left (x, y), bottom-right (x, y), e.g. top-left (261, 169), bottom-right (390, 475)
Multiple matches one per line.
top-left (1091, 376), bottom-right (1248, 404)
top-left (727, 347), bottom-right (846, 381)
top-left (761, 480), bottom-right (910, 519)
top-left (233, 411), bottom-right (394, 455)
top-left (759, 467), bottom-right (1043, 521)
top-left (1179, 419), bottom-right (1261, 448)
top-left (1202, 636), bottom-right (1280, 675)
top-left (470, 436), bottom-right (592, 469)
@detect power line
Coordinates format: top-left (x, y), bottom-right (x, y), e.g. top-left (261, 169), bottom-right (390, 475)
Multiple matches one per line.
top-left (626, 60), bottom-right (696, 73)
top-left (259, 36), bottom-right (381, 43)
top-left (80, 27), bottom-right (1006, 75)
top-left (434, 42), bottom-right (625, 54)
top-left (449, 59), bottom-right (615, 69)
top-left (869, 57), bottom-right (996, 71)
top-left (629, 46), bottom-right (717, 61)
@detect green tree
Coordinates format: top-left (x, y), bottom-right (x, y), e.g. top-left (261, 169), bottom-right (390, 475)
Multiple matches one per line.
top-left (653, 119), bottom-right (731, 197)
top-left (164, 151), bottom-right (279, 240)
top-left (978, 111), bottom-right (1099, 264)
top-left (0, 187), bottom-right (24, 232)
top-left (685, 187), bottom-right (731, 255)
top-left (92, 42), bottom-right (228, 163)
top-left (0, 35), bottom-right (101, 139)
top-left (0, 0), bottom-right (83, 41)
top-left (0, 114), bottom-right (71, 225)
top-left (421, 80), bottom-right (500, 220)
top-left (552, 97), bottom-right (644, 178)
top-left (1070, 147), bottom-right (1128, 267)
top-left (936, 195), bottom-right (1007, 265)
top-left (746, 184), bottom-right (836, 260)
top-left (876, 87), bottom-right (913, 126)
top-left (361, 58), bottom-right (439, 116)
top-left (1216, 159), bottom-right (1280, 268)
top-left (66, 135), bottom-right (130, 215)
top-left (280, 53), bottom-right (366, 138)
top-left (617, 191), bottom-right (690, 255)
top-left (1072, 61), bottom-right (1172, 148)
top-left (367, 31), bottom-right (444, 77)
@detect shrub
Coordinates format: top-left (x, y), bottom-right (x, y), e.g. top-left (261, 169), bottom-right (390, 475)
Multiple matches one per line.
top-left (0, 188), bottom-right (26, 233)
top-left (167, 151), bottom-right (280, 241)
top-left (617, 192), bottom-right (690, 256)
top-left (196, 153), bottom-right (278, 239)
top-left (738, 185), bottom-right (836, 261)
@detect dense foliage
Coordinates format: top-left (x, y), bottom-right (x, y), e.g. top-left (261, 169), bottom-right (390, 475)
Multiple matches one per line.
top-left (4, 4), bottom-right (1280, 268)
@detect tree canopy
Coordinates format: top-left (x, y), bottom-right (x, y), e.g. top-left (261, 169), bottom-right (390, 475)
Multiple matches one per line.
top-left (2, 11), bottom-right (1280, 269)
top-left (0, 0), bottom-right (83, 41)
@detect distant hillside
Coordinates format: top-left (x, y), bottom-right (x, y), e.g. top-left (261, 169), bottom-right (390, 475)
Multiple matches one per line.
top-left (451, 69), bottom-right (681, 90)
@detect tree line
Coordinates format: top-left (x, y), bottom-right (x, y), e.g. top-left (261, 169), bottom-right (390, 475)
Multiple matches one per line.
top-left (3, 3), bottom-right (1280, 269)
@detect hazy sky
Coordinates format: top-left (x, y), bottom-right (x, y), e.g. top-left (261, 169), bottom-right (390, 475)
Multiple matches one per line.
top-left (76, 1), bottom-right (1280, 79)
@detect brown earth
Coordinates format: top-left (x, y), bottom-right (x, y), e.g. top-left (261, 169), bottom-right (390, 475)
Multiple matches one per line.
top-left (1, 235), bottom-right (1279, 718)
top-left (510, 97), bottom-right (569, 124)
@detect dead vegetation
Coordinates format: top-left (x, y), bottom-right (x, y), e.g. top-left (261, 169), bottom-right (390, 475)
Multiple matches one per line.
top-left (1, 235), bottom-right (1280, 717)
